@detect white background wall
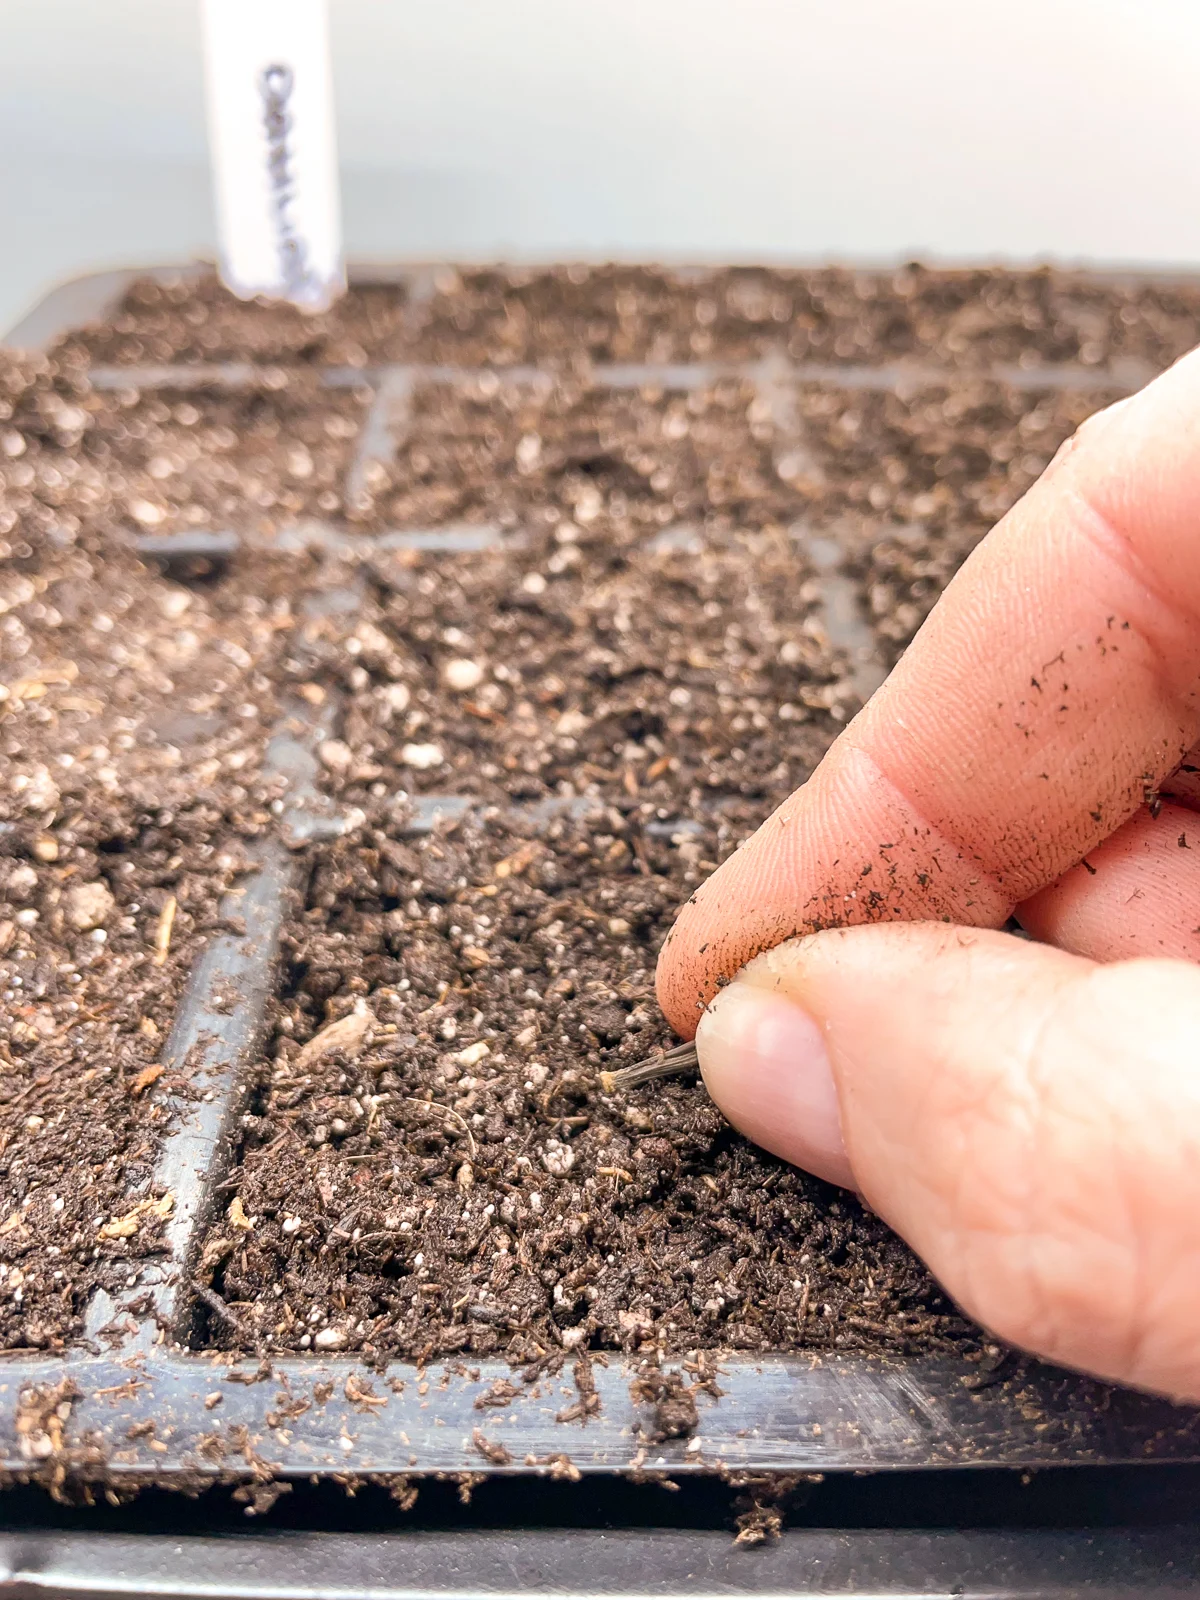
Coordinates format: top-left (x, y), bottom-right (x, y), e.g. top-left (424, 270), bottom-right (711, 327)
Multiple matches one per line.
top-left (3, 0), bottom-right (1200, 330)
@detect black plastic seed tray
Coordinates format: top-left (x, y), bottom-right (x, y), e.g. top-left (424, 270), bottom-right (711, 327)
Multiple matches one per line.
top-left (1, 263), bottom-right (1199, 1517)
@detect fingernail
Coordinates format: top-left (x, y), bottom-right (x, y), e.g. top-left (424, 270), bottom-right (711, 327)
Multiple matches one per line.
top-left (695, 981), bottom-right (854, 1189)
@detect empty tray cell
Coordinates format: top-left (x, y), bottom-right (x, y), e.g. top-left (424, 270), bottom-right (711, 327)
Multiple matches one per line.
top-left (84, 385), bottom-right (369, 537)
top-left (205, 807), bottom-right (975, 1364)
top-left (794, 379), bottom-right (1130, 664)
top-left (0, 813), bottom-right (255, 1350)
top-left (53, 273), bottom-right (418, 370)
top-left (363, 374), bottom-right (797, 536)
top-left (335, 526), bottom-right (850, 807)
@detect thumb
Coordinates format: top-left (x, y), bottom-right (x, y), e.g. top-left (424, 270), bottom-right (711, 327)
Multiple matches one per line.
top-left (695, 924), bottom-right (1200, 1401)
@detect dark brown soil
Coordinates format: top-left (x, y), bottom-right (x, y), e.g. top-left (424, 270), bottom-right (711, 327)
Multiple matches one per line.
top-left (0, 813), bottom-right (253, 1349)
top-left (6, 261), bottom-right (1165, 1361)
top-left (319, 524), bottom-right (848, 809)
top-left (0, 347), bottom-right (117, 563)
top-left (362, 375), bottom-right (793, 532)
top-left (57, 264), bottom-right (1200, 373)
top-left (0, 350), bottom-right (364, 1349)
top-left (409, 263), bottom-right (1200, 371)
top-left (83, 384), bottom-right (367, 538)
top-left (0, 532), bottom-right (369, 829)
top-left (211, 809), bottom-right (975, 1363)
top-left (0, 507), bottom-right (339, 1349)
top-left (792, 380), bottom-right (1129, 663)
top-left (56, 272), bottom-right (415, 369)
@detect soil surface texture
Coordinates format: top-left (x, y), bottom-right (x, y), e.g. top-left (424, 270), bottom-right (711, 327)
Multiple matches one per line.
top-left (0, 816), bottom-right (253, 1349)
top-left (60, 263), bottom-right (1200, 373)
top-left (210, 809), bottom-right (976, 1363)
top-left (324, 522), bottom-right (849, 809)
top-left (793, 380), bottom-right (1129, 663)
top-left (0, 261), bottom-right (1166, 1359)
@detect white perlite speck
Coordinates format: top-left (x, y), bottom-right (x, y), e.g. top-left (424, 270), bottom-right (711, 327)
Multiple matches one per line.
top-left (401, 743), bottom-right (443, 770)
top-left (541, 1141), bottom-right (575, 1177)
top-left (442, 658), bottom-right (485, 692)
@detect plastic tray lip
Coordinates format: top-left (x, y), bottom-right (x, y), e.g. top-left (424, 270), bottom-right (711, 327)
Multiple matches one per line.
top-left (4, 263), bottom-right (1200, 1487)
top-left (5, 1342), bottom-right (1200, 1483)
top-left (5, 1523), bottom-right (1200, 1600)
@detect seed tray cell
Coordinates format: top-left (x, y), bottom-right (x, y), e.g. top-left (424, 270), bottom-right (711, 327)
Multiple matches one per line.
top-left (0, 267), bottom-right (1197, 1499)
top-left (212, 806), bottom-right (975, 1369)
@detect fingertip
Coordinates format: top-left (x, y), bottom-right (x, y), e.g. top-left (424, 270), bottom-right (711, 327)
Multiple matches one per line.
top-left (695, 977), bottom-right (855, 1189)
top-left (654, 902), bottom-right (710, 1040)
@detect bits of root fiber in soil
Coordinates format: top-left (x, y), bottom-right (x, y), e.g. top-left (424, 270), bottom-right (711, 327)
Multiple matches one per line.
top-left (319, 525), bottom-right (849, 807)
top-left (793, 381), bottom-right (1129, 666)
top-left (353, 376), bottom-right (796, 534)
top-left (0, 818), bottom-right (253, 1348)
top-left (206, 811), bottom-right (975, 1363)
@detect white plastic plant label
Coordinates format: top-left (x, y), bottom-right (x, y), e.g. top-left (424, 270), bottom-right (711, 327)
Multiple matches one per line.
top-left (200, 0), bottom-right (345, 311)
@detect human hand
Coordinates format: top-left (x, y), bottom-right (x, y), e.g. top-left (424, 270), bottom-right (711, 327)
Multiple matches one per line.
top-left (655, 349), bottom-right (1200, 1401)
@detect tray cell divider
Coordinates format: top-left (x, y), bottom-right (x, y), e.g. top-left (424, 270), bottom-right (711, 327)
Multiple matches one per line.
top-left (81, 623), bottom-right (355, 1352)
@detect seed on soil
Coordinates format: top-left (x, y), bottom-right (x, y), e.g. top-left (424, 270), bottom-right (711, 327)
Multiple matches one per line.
top-left (601, 1040), bottom-right (701, 1092)
top-left (295, 1001), bottom-right (376, 1070)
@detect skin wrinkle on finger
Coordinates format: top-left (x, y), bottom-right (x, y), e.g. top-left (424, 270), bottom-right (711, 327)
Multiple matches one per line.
top-left (733, 931), bottom-right (1131, 1370)
top-left (1063, 473), bottom-right (1200, 737)
top-left (1064, 471), bottom-right (1200, 676)
top-left (1018, 963), bottom-right (1200, 1392)
top-left (1043, 970), bottom-right (1200, 1396)
top-left (848, 938), bottom-right (1083, 1359)
top-left (1081, 350), bottom-right (1200, 589)
top-left (948, 974), bottom-right (1152, 1387)
top-left (1103, 1002), bottom-right (1152, 1392)
top-left (1019, 801), bottom-right (1200, 963)
top-left (1161, 747), bottom-right (1200, 808)
top-left (958, 968), bottom-right (1138, 1376)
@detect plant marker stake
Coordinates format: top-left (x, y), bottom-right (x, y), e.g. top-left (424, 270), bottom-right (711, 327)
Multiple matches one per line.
top-left (200, 0), bottom-right (344, 311)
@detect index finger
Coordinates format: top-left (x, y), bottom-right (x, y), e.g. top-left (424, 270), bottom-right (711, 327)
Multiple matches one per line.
top-left (658, 349), bottom-right (1200, 1036)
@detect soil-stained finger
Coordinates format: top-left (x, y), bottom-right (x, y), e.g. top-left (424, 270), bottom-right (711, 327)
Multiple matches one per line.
top-left (1017, 801), bottom-right (1200, 962)
top-left (659, 349), bottom-right (1200, 1034)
